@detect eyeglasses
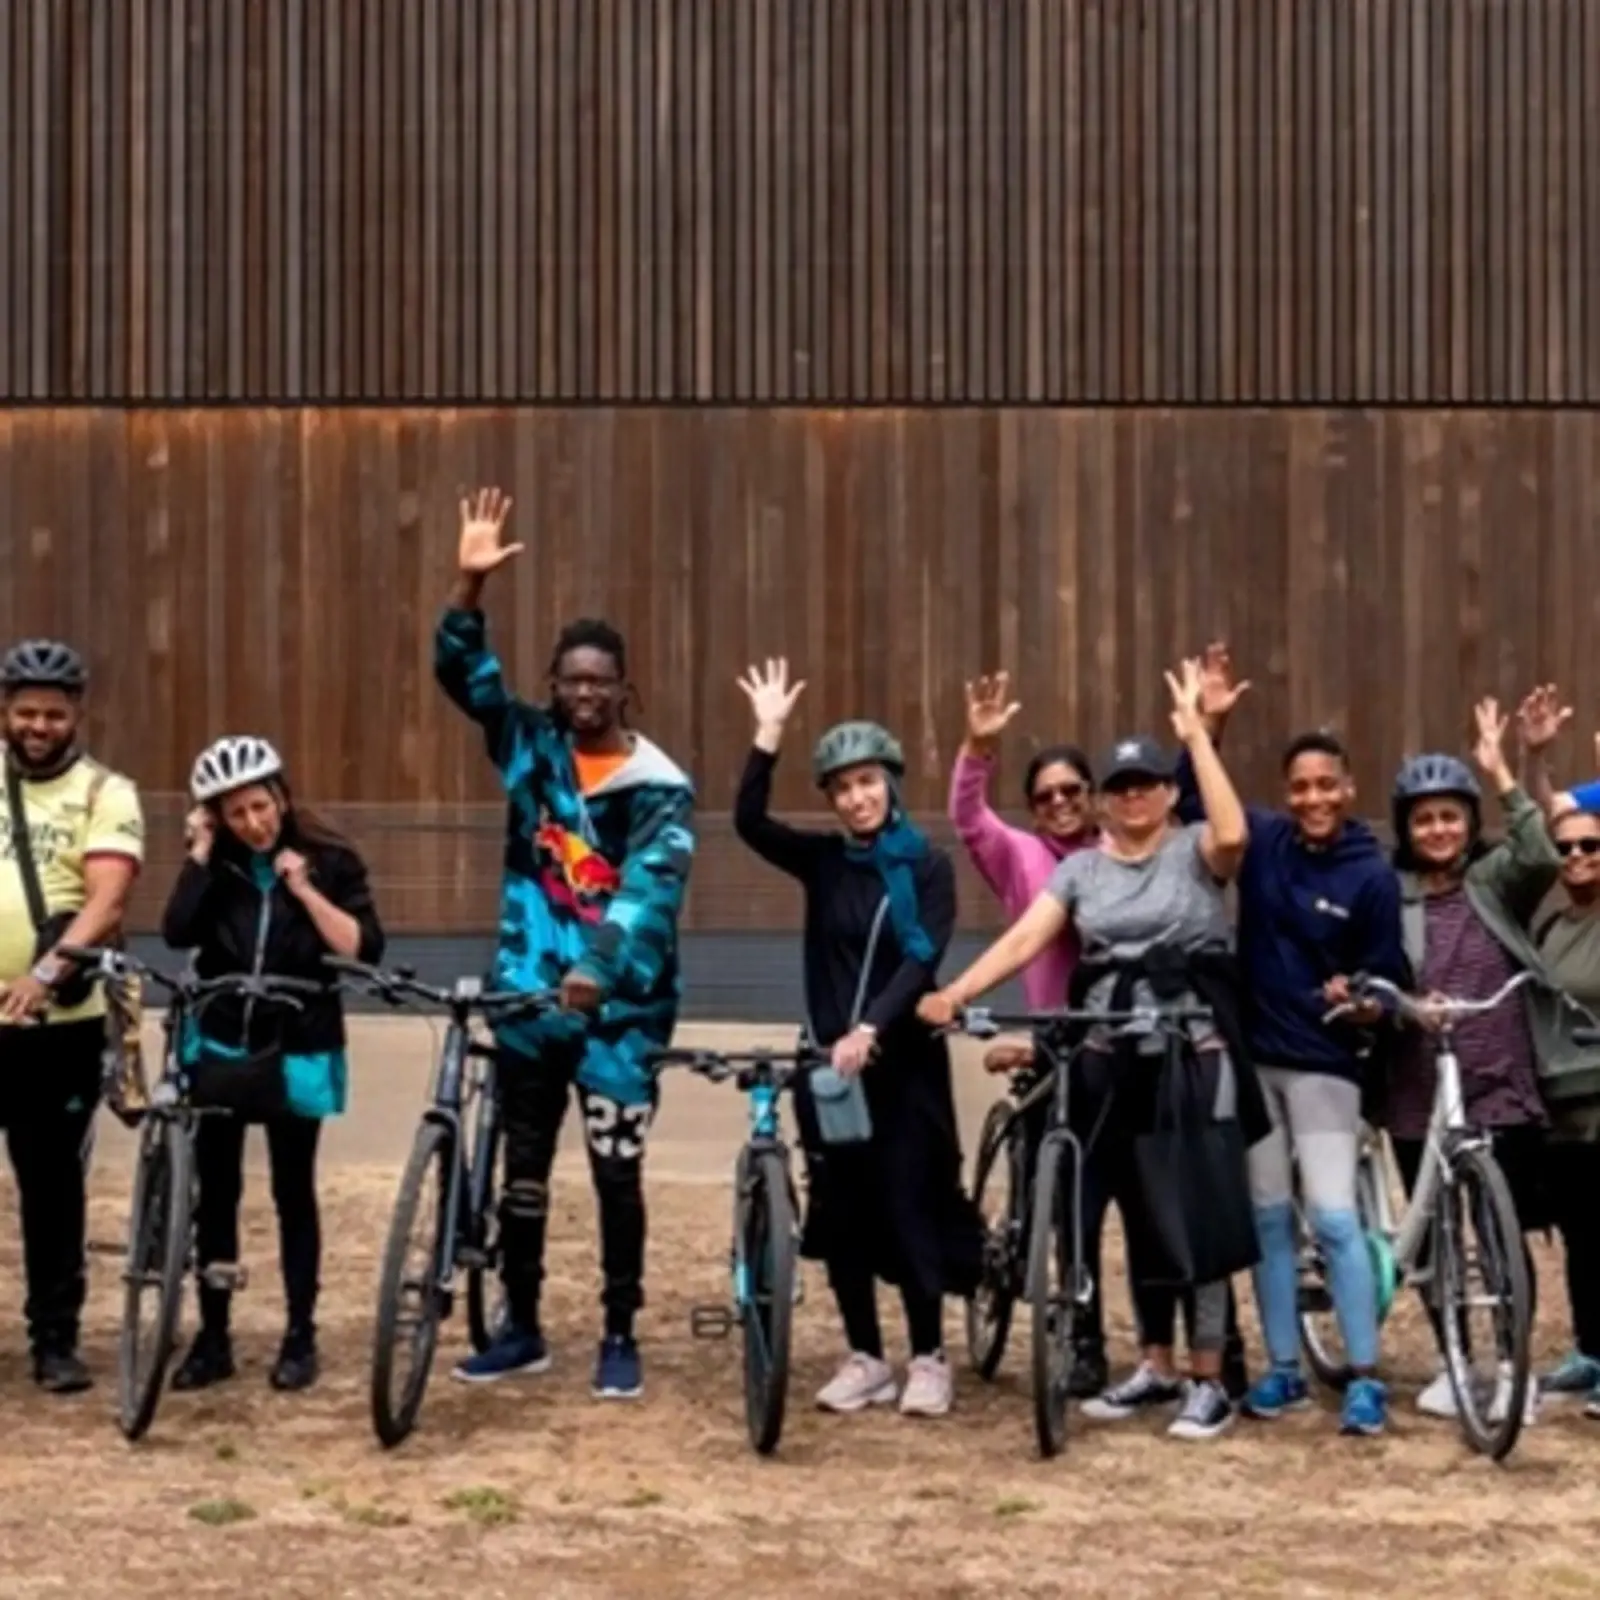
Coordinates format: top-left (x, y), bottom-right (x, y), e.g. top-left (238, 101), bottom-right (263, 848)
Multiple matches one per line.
top-left (553, 672), bottom-right (622, 693)
top-left (1032, 781), bottom-right (1088, 806)
top-left (1557, 837), bottom-right (1600, 858)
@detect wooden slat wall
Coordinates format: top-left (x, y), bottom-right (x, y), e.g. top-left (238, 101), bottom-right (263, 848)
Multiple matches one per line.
top-left (2, 406), bottom-right (1597, 930)
top-left (3, 0), bottom-right (1598, 404)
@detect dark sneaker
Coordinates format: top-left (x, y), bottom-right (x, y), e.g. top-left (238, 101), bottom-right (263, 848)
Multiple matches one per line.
top-left (1243, 1367), bottom-right (1311, 1420)
top-left (269, 1332), bottom-right (319, 1393)
top-left (1066, 1343), bottom-right (1110, 1400)
top-left (1081, 1361), bottom-right (1183, 1421)
top-left (33, 1348), bottom-right (92, 1395)
top-left (1340, 1376), bottom-right (1389, 1437)
top-left (452, 1326), bottom-right (552, 1384)
top-left (592, 1334), bottom-right (643, 1400)
top-left (1168, 1378), bottom-right (1234, 1441)
top-left (172, 1331), bottom-right (236, 1392)
top-left (1222, 1338), bottom-right (1250, 1401)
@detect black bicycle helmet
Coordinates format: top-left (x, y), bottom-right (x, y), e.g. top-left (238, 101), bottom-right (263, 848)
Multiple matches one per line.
top-left (812, 721), bottom-right (905, 789)
top-left (1391, 752), bottom-right (1481, 838)
top-left (1, 639), bottom-right (87, 696)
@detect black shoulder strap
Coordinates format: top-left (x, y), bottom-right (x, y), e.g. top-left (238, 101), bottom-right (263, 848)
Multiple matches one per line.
top-left (4, 760), bottom-right (49, 932)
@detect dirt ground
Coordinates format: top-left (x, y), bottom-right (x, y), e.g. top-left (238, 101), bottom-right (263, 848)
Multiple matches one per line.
top-left (1, 1017), bottom-right (1598, 1600)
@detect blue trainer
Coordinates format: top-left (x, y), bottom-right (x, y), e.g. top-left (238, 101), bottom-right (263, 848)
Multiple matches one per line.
top-left (452, 1326), bottom-right (551, 1384)
top-left (1340, 1376), bottom-right (1388, 1436)
top-left (593, 1334), bottom-right (643, 1400)
top-left (1541, 1351), bottom-right (1600, 1397)
top-left (1243, 1367), bottom-right (1311, 1419)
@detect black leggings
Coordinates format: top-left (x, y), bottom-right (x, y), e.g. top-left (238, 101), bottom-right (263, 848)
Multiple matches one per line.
top-left (832, 1264), bottom-right (943, 1360)
top-left (1390, 1127), bottom-right (1543, 1348)
top-left (195, 1113), bottom-right (322, 1332)
top-left (1547, 1138), bottom-right (1600, 1361)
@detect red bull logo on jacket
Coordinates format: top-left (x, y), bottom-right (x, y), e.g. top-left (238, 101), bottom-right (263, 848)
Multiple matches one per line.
top-left (534, 821), bottom-right (621, 923)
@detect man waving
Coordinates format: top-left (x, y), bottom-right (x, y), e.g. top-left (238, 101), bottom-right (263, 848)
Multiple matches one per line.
top-left (434, 489), bottom-right (696, 1401)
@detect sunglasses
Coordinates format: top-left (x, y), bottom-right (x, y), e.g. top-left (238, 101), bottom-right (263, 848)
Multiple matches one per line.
top-left (1032, 781), bottom-right (1088, 806)
top-left (1557, 837), bottom-right (1600, 858)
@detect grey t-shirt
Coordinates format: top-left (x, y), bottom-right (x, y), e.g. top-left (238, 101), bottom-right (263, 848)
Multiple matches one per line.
top-left (1045, 823), bottom-right (1232, 1052)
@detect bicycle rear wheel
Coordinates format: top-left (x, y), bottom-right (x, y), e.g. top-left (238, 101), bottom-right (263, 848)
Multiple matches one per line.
top-left (738, 1147), bottom-right (796, 1455)
top-left (965, 1100), bottom-right (1024, 1380)
top-left (465, 1092), bottom-right (506, 1354)
top-left (1436, 1143), bottom-right (1532, 1462)
top-left (370, 1120), bottom-right (455, 1449)
top-left (1028, 1135), bottom-right (1076, 1459)
top-left (117, 1115), bottom-right (193, 1442)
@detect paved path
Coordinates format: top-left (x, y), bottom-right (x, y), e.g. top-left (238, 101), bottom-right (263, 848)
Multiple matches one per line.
top-left (97, 1016), bottom-right (1006, 1183)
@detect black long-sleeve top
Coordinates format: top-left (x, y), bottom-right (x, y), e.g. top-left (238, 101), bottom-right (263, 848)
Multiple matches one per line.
top-left (734, 746), bottom-right (955, 1049)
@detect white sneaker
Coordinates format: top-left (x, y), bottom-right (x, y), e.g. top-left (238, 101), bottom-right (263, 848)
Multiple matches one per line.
top-left (899, 1354), bottom-right (953, 1418)
top-left (1489, 1364), bottom-right (1540, 1426)
top-left (1416, 1369), bottom-right (1458, 1417)
top-left (816, 1352), bottom-right (898, 1413)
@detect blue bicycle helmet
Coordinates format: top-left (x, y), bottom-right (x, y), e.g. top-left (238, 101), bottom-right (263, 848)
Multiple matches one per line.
top-left (0, 639), bottom-right (87, 696)
top-left (1391, 753), bottom-right (1481, 843)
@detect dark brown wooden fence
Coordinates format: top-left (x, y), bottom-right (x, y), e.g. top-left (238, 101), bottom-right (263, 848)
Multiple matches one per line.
top-left (3, 406), bottom-right (1597, 930)
top-left (4, 0), bottom-right (1598, 404)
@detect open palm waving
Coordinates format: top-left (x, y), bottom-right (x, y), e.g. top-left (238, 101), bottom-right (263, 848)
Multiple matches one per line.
top-left (737, 658), bottom-right (807, 753)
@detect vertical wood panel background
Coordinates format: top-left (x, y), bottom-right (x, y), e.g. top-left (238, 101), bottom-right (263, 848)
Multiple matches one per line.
top-left (0, 407), bottom-right (1596, 931)
top-left (2, 0), bottom-right (1597, 404)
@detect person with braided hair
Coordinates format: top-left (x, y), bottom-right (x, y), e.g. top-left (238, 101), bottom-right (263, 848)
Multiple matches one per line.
top-left (733, 659), bottom-right (981, 1420)
top-left (435, 488), bottom-right (696, 1402)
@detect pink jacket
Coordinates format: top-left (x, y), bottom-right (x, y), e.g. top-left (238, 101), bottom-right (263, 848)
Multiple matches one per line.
top-left (948, 749), bottom-right (1095, 1010)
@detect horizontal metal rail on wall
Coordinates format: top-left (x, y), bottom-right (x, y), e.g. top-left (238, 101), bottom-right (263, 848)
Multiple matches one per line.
top-left (2, 0), bottom-right (1597, 405)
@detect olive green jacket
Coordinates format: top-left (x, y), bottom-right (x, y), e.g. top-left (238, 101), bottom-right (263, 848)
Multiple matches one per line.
top-left (1398, 784), bottom-right (1600, 1111)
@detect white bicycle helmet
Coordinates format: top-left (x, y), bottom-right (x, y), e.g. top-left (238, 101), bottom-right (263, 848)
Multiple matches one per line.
top-left (190, 736), bottom-right (285, 802)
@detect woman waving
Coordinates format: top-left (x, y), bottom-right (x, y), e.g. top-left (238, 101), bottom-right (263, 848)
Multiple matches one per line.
top-left (733, 661), bottom-right (980, 1420)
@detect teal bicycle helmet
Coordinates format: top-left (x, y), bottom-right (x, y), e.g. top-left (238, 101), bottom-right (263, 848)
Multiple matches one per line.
top-left (812, 721), bottom-right (905, 789)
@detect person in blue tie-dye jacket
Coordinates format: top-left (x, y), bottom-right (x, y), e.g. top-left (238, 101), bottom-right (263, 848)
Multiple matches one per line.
top-left (434, 487), bottom-right (696, 1402)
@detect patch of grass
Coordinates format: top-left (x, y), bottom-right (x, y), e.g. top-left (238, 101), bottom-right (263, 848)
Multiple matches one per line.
top-left (340, 1501), bottom-right (410, 1529)
top-left (441, 1486), bottom-right (518, 1528)
top-left (213, 1440), bottom-right (239, 1462)
top-left (911, 1484), bottom-right (955, 1502)
top-left (300, 1479), bottom-right (336, 1501)
top-left (188, 1497), bottom-right (256, 1528)
top-left (620, 1487), bottom-right (664, 1509)
top-left (555, 1487), bottom-right (578, 1506)
top-left (992, 1495), bottom-right (1041, 1520)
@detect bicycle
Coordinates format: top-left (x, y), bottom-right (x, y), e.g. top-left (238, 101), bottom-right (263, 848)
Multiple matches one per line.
top-left (1300, 968), bottom-right (1537, 1460)
top-left (62, 945), bottom-right (322, 1442)
top-left (648, 1041), bottom-right (825, 1456)
top-left (325, 958), bottom-right (558, 1448)
top-left (953, 1000), bottom-right (1213, 1459)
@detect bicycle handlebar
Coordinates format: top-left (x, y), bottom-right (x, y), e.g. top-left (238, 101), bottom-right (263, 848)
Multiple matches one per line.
top-left (1324, 968), bottom-right (1538, 1028)
top-left (323, 956), bottom-right (559, 1022)
top-left (57, 946), bottom-right (323, 1011)
top-left (649, 1043), bottom-right (830, 1087)
top-left (954, 1003), bottom-right (1215, 1041)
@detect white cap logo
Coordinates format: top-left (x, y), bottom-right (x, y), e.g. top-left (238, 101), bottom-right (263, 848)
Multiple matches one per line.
top-left (1116, 741), bottom-right (1142, 761)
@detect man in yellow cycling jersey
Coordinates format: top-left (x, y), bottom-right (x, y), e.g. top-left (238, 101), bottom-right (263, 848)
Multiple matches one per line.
top-left (0, 640), bottom-right (143, 1392)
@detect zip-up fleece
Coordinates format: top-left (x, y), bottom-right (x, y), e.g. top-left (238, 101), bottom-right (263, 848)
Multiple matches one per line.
top-left (160, 822), bottom-right (384, 1056)
top-left (435, 606), bottom-right (696, 1107)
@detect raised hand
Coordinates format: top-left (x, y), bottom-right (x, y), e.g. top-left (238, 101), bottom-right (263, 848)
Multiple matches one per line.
top-left (457, 487), bottom-right (523, 576)
top-left (1165, 657), bottom-right (1208, 743)
top-left (737, 658), bottom-right (807, 749)
top-left (1197, 640), bottom-right (1251, 728)
top-left (964, 672), bottom-right (1022, 751)
top-left (1515, 683), bottom-right (1573, 753)
top-left (1472, 696), bottom-right (1512, 781)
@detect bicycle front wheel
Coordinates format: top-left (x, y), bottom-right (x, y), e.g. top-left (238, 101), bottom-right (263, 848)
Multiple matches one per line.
top-left (1028, 1136), bottom-right (1075, 1459)
top-left (1436, 1143), bottom-right (1532, 1462)
top-left (964, 1101), bottom-right (1023, 1380)
top-left (738, 1147), bottom-right (797, 1456)
top-left (117, 1115), bottom-right (193, 1442)
top-left (370, 1120), bottom-right (455, 1449)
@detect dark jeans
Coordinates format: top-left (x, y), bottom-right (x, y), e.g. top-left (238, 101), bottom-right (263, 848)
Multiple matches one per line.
top-left (1391, 1126), bottom-right (1543, 1347)
top-left (498, 1043), bottom-right (657, 1338)
top-left (1546, 1138), bottom-right (1600, 1361)
top-left (0, 1019), bottom-right (101, 1353)
top-left (195, 1113), bottom-right (322, 1332)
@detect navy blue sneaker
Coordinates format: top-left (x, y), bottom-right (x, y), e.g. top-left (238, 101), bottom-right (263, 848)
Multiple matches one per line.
top-left (1242, 1367), bottom-right (1311, 1419)
top-left (1340, 1376), bottom-right (1388, 1437)
top-left (592, 1334), bottom-right (643, 1400)
top-left (452, 1326), bottom-right (551, 1384)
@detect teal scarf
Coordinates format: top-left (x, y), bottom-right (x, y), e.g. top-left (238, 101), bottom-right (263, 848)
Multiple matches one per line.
top-left (845, 808), bottom-right (935, 965)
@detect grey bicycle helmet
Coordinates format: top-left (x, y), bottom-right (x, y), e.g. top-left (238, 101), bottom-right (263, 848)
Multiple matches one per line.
top-left (812, 720), bottom-right (905, 789)
top-left (1, 638), bottom-right (87, 696)
top-left (1391, 752), bottom-right (1481, 837)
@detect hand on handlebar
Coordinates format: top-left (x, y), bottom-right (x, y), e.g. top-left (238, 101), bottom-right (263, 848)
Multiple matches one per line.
top-left (558, 969), bottom-right (604, 1015)
top-left (1322, 975), bottom-right (1383, 1027)
top-left (916, 990), bottom-right (960, 1029)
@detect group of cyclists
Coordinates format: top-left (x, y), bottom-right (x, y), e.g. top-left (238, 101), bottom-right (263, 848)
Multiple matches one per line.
top-left (2, 481), bottom-right (1598, 1450)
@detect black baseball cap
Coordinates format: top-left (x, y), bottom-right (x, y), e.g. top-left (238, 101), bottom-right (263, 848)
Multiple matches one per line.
top-left (1099, 735), bottom-right (1176, 789)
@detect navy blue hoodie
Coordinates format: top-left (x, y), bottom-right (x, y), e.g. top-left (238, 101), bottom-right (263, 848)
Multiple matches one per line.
top-left (1177, 770), bottom-right (1406, 1080)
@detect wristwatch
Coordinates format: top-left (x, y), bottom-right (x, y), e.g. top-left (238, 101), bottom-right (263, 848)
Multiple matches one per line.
top-left (30, 957), bottom-right (63, 989)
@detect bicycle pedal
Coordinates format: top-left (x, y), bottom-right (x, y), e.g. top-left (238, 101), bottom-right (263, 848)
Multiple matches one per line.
top-left (690, 1304), bottom-right (735, 1340)
top-left (201, 1262), bottom-right (249, 1292)
top-left (456, 1246), bottom-right (489, 1270)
